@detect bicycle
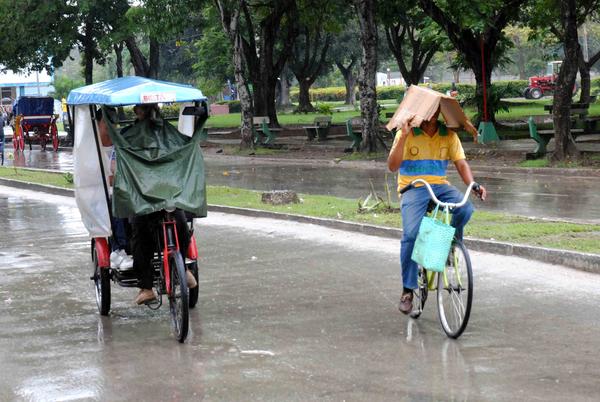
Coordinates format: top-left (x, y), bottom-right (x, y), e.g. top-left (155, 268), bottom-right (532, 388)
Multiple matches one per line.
top-left (400, 179), bottom-right (478, 339)
top-left (93, 209), bottom-right (191, 343)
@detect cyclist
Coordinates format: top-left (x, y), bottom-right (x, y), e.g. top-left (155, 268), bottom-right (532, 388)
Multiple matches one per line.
top-left (387, 106), bottom-right (487, 315)
top-left (99, 104), bottom-right (198, 305)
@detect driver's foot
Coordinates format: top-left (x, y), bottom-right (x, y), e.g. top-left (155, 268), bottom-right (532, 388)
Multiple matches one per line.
top-left (134, 289), bottom-right (156, 305)
top-left (186, 270), bottom-right (198, 289)
top-left (398, 291), bottom-right (414, 315)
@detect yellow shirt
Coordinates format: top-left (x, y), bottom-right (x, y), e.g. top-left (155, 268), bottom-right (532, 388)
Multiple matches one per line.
top-left (390, 124), bottom-right (465, 192)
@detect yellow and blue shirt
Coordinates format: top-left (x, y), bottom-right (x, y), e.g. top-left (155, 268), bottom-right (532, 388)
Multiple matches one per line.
top-left (391, 124), bottom-right (465, 191)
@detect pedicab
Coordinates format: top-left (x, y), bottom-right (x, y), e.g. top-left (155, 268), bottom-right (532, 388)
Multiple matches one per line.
top-left (67, 76), bottom-right (209, 342)
top-left (11, 96), bottom-right (59, 152)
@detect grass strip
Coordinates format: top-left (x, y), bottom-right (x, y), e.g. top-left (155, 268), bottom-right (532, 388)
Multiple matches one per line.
top-left (1, 167), bottom-right (599, 254)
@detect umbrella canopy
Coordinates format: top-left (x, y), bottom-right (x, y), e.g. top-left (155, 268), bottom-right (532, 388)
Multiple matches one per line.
top-left (66, 76), bottom-right (206, 106)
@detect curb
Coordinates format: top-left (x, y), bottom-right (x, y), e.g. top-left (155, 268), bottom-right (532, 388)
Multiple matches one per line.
top-left (1, 178), bottom-right (598, 273)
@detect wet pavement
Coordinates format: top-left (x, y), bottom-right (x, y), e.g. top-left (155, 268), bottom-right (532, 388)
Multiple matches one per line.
top-left (3, 143), bottom-right (600, 222)
top-left (1, 186), bottom-right (600, 401)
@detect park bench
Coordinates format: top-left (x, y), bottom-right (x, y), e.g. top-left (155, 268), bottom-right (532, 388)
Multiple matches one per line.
top-left (303, 116), bottom-right (332, 141)
top-left (527, 103), bottom-right (591, 158)
top-left (345, 117), bottom-right (363, 151)
top-left (252, 116), bottom-right (281, 145)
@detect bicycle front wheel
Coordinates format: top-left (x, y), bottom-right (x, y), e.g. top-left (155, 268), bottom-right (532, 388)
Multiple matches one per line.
top-left (437, 240), bottom-right (473, 339)
top-left (168, 251), bottom-right (189, 343)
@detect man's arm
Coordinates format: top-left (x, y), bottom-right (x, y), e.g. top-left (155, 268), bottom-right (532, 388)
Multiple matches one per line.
top-left (98, 118), bottom-right (112, 147)
top-left (387, 124), bottom-right (410, 172)
top-left (454, 159), bottom-right (487, 201)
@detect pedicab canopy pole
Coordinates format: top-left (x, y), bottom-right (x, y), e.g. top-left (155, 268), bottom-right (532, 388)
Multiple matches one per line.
top-left (386, 85), bottom-right (478, 140)
top-left (477, 35), bottom-right (499, 144)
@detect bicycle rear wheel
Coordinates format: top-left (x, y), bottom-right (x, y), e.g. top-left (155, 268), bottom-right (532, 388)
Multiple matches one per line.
top-left (437, 240), bottom-right (473, 339)
top-left (168, 251), bottom-right (189, 343)
top-left (410, 265), bottom-right (429, 319)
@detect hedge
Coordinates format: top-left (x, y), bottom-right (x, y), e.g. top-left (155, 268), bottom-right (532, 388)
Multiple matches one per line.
top-left (290, 80), bottom-right (529, 103)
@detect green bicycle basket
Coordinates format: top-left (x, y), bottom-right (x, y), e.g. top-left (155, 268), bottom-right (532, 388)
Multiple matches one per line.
top-left (411, 205), bottom-right (456, 272)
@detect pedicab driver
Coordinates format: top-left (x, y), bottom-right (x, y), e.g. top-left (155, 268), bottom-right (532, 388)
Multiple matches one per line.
top-left (386, 88), bottom-right (487, 315)
top-left (99, 104), bottom-right (199, 305)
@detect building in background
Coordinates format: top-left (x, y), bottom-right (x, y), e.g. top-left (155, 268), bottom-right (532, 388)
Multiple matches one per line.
top-left (376, 70), bottom-right (405, 87)
top-left (0, 67), bottom-right (54, 112)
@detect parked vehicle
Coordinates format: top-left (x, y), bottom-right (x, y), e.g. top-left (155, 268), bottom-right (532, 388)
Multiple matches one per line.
top-left (523, 61), bottom-right (577, 99)
top-left (11, 96), bottom-right (59, 151)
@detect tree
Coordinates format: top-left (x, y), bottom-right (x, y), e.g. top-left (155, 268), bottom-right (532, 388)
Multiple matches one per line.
top-left (381, 0), bottom-right (444, 86)
top-left (289, 3), bottom-right (336, 112)
top-left (525, 0), bottom-right (600, 159)
top-left (354, 0), bottom-right (381, 153)
top-left (552, 0), bottom-right (581, 160)
top-left (122, 0), bottom-right (200, 79)
top-left (215, 0), bottom-right (299, 127)
top-left (419, 0), bottom-right (527, 123)
top-left (77, 0), bottom-right (129, 84)
top-left (215, 0), bottom-right (255, 148)
top-left (329, 19), bottom-right (362, 105)
top-left (194, 8), bottom-right (234, 98)
top-left (0, 0), bottom-right (77, 73)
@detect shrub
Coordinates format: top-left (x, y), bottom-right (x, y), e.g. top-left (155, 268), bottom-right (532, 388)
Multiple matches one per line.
top-left (315, 103), bottom-right (333, 115)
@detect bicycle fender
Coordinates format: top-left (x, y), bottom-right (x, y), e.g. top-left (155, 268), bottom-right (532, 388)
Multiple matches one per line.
top-left (94, 237), bottom-right (110, 268)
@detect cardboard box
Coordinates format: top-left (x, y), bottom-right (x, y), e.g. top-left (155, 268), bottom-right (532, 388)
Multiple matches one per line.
top-left (386, 85), bottom-right (477, 138)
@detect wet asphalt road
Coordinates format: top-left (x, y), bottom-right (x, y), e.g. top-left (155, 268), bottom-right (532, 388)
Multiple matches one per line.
top-left (1, 186), bottom-right (600, 401)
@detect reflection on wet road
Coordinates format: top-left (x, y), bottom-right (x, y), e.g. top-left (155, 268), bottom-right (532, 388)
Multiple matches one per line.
top-left (1, 186), bottom-right (600, 400)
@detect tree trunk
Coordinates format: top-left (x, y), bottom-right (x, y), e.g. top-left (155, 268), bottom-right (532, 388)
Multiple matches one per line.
top-left (114, 42), bottom-right (124, 78)
top-left (278, 74), bottom-right (291, 108)
top-left (473, 58), bottom-right (494, 124)
top-left (578, 46), bottom-right (591, 104)
top-left (552, 0), bottom-right (580, 161)
top-left (297, 79), bottom-right (315, 112)
top-left (355, 0), bottom-right (379, 153)
top-left (215, 0), bottom-right (254, 149)
top-left (514, 35), bottom-right (526, 80)
top-left (337, 61), bottom-right (357, 105)
top-left (233, 33), bottom-right (254, 149)
top-left (81, 21), bottom-right (94, 85)
top-left (148, 38), bottom-right (159, 79)
top-left (125, 36), bottom-right (149, 77)
top-left (83, 45), bottom-right (94, 85)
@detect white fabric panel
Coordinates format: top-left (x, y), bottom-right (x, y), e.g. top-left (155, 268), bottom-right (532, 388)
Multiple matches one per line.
top-left (73, 105), bottom-right (112, 238)
top-left (177, 102), bottom-right (195, 137)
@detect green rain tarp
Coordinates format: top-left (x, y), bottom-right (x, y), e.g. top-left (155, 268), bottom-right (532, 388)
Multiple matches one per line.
top-left (103, 107), bottom-right (207, 218)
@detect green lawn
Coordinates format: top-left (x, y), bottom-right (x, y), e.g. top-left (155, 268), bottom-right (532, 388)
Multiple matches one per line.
top-left (1, 166), bottom-right (599, 254)
top-left (205, 98), bottom-right (600, 129)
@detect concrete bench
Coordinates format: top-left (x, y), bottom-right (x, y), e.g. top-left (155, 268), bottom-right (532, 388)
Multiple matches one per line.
top-left (528, 104), bottom-right (592, 158)
top-left (345, 117), bottom-right (362, 151)
top-left (303, 116), bottom-right (332, 141)
top-left (252, 116), bottom-right (281, 145)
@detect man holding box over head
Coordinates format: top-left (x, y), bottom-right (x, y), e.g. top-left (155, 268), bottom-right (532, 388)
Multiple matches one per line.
top-left (387, 86), bottom-right (487, 315)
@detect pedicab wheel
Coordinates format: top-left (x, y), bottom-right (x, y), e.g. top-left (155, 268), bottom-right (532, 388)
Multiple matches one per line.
top-left (410, 265), bottom-right (429, 319)
top-left (19, 131), bottom-right (26, 151)
top-left (168, 251), bottom-right (189, 342)
top-left (93, 249), bottom-right (111, 316)
top-left (50, 124), bottom-right (58, 152)
top-left (188, 261), bottom-right (199, 309)
top-left (437, 240), bottom-right (473, 339)
top-left (52, 125), bottom-right (59, 151)
top-left (39, 131), bottom-right (47, 151)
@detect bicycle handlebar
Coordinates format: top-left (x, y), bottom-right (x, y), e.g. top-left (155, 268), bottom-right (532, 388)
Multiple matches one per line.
top-left (399, 179), bottom-right (479, 209)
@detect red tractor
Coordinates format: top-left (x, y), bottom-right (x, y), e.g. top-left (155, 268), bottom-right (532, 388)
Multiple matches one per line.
top-left (523, 61), bottom-right (578, 99)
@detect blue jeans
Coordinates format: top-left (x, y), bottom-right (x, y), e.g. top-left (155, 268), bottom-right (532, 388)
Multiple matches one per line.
top-left (400, 184), bottom-right (474, 290)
